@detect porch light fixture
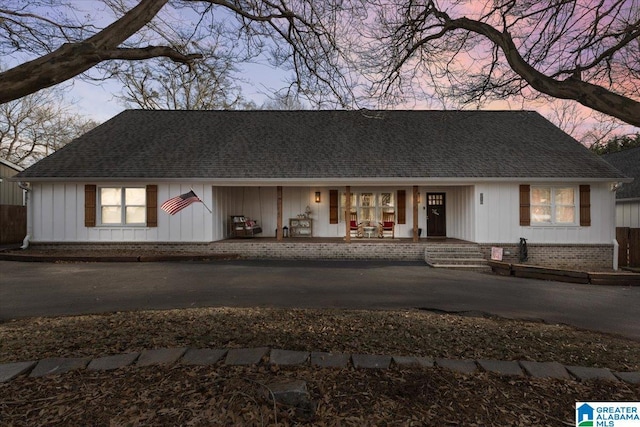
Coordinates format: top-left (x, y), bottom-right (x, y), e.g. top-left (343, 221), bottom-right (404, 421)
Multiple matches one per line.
top-left (315, 191), bottom-right (321, 203)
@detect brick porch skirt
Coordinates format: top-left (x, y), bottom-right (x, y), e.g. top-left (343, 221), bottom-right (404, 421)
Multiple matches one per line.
top-left (28, 240), bottom-right (428, 262)
top-left (479, 243), bottom-right (614, 270)
top-left (28, 240), bottom-right (614, 269)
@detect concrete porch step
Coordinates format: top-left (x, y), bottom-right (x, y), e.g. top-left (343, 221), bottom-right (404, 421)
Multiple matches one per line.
top-left (427, 258), bottom-right (488, 265)
top-left (425, 243), bottom-right (490, 272)
top-left (427, 252), bottom-right (487, 258)
top-left (426, 263), bottom-right (492, 272)
top-left (426, 249), bottom-right (485, 255)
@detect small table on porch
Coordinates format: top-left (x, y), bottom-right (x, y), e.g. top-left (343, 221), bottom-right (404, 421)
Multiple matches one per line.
top-left (363, 226), bottom-right (376, 238)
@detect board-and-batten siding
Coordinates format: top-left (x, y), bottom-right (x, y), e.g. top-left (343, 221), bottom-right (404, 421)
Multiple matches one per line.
top-left (29, 182), bottom-right (613, 244)
top-left (475, 182), bottom-right (615, 244)
top-left (31, 184), bottom-right (429, 242)
top-left (418, 186), bottom-right (475, 241)
top-left (32, 183), bottom-right (80, 241)
top-left (0, 162), bottom-right (24, 205)
top-left (616, 201), bottom-right (640, 228)
top-left (447, 185), bottom-right (475, 242)
top-left (31, 183), bottom-right (214, 242)
top-left (161, 184), bottom-right (213, 242)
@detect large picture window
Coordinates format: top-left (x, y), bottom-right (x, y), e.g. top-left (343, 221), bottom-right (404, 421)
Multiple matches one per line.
top-left (531, 187), bottom-right (576, 225)
top-left (99, 187), bottom-right (146, 225)
top-left (339, 191), bottom-right (395, 222)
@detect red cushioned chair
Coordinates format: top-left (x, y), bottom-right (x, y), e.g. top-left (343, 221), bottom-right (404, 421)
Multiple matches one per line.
top-left (380, 211), bottom-right (395, 238)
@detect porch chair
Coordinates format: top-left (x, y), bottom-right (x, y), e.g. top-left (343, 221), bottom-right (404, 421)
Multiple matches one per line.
top-left (379, 211), bottom-right (395, 238)
top-left (349, 211), bottom-right (363, 238)
top-left (229, 215), bottom-right (262, 238)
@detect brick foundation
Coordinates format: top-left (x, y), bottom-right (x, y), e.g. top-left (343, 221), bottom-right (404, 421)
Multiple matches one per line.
top-left (479, 243), bottom-right (613, 270)
top-left (29, 240), bottom-right (614, 269)
top-left (29, 240), bottom-right (428, 261)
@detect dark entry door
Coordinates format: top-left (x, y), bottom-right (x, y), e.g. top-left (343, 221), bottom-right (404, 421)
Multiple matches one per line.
top-left (427, 193), bottom-right (446, 237)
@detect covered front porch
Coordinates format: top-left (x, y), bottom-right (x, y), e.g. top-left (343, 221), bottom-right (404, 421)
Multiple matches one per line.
top-left (212, 184), bottom-right (476, 243)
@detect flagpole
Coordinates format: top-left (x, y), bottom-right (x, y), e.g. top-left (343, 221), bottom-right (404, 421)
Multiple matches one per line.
top-left (191, 187), bottom-right (212, 213)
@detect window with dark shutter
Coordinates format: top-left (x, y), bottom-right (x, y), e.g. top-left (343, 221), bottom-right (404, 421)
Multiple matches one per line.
top-left (329, 189), bottom-right (338, 224)
top-left (146, 185), bottom-right (158, 227)
top-left (579, 185), bottom-right (591, 226)
top-left (519, 185), bottom-right (530, 226)
top-left (397, 190), bottom-right (406, 224)
top-left (85, 184), bottom-right (96, 227)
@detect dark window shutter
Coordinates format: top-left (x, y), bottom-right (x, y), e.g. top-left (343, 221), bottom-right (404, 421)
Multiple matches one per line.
top-left (397, 190), bottom-right (406, 224)
top-left (85, 184), bottom-right (96, 227)
top-left (329, 189), bottom-right (338, 224)
top-left (519, 185), bottom-right (530, 226)
top-left (146, 185), bottom-right (158, 227)
top-left (579, 185), bottom-right (591, 226)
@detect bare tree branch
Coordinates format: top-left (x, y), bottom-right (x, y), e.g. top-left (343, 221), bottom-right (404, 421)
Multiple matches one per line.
top-left (0, 88), bottom-right (98, 166)
top-left (366, 0), bottom-right (640, 127)
top-left (99, 46), bottom-right (202, 62)
top-left (2, 0), bottom-right (637, 128)
top-left (0, 0), bottom-right (202, 103)
top-left (0, 0), bottom-right (358, 109)
top-left (449, 16), bottom-right (640, 127)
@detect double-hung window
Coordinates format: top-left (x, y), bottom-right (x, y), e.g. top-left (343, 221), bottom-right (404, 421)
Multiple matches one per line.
top-left (99, 187), bottom-right (146, 225)
top-left (531, 187), bottom-right (576, 225)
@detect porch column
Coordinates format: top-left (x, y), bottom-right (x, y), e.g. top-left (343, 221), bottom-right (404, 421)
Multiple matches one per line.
top-left (345, 185), bottom-right (351, 242)
top-left (413, 185), bottom-right (419, 243)
top-left (277, 186), bottom-right (283, 241)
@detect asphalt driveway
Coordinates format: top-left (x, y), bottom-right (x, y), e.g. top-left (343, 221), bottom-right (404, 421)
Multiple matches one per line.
top-left (1, 260), bottom-right (638, 341)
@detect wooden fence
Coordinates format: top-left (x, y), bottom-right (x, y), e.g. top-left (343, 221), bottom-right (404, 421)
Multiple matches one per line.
top-left (0, 205), bottom-right (26, 245)
top-left (617, 227), bottom-right (640, 268)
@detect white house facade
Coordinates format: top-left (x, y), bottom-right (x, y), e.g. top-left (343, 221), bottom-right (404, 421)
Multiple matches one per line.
top-left (26, 181), bottom-right (615, 243)
top-left (14, 110), bottom-right (629, 269)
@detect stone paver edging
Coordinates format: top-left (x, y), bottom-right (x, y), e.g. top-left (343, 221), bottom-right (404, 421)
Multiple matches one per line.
top-left (1, 347), bottom-right (639, 385)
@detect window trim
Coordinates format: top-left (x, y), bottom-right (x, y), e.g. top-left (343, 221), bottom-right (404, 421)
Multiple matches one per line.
top-left (97, 186), bottom-right (147, 227)
top-left (530, 185), bottom-right (578, 226)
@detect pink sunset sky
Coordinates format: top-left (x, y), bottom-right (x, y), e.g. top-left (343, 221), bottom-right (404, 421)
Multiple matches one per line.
top-left (9, 0), bottom-right (638, 142)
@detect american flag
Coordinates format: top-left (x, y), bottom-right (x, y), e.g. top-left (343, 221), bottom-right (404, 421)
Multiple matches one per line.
top-left (161, 190), bottom-right (202, 215)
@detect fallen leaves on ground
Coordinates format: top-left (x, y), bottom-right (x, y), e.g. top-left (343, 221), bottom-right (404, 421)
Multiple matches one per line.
top-left (1, 364), bottom-right (638, 426)
top-left (1, 308), bottom-right (640, 426)
top-left (1, 308), bottom-right (638, 370)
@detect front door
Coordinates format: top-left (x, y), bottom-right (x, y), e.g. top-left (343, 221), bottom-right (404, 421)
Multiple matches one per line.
top-left (426, 193), bottom-right (446, 237)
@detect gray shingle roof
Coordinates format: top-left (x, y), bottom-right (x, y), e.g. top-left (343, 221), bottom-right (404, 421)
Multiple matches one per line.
top-left (16, 109), bottom-right (626, 181)
top-left (602, 146), bottom-right (640, 199)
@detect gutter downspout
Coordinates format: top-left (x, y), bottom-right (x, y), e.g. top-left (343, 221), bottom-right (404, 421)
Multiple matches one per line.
top-left (18, 182), bottom-right (31, 249)
top-left (613, 239), bottom-right (619, 271)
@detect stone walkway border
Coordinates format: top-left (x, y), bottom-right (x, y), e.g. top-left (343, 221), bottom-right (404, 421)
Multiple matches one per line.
top-left (1, 347), bottom-right (639, 384)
